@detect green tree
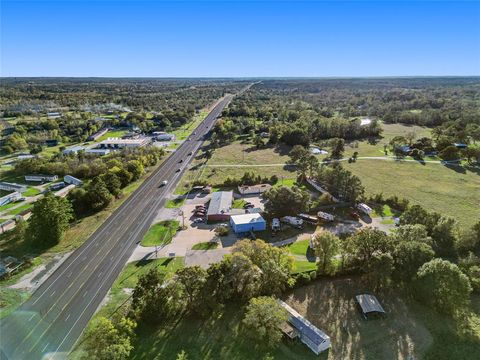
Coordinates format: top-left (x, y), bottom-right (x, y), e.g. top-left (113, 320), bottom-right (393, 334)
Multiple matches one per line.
top-left (242, 296), bottom-right (288, 348)
top-left (234, 240), bottom-right (294, 296)
top-left (311, 231), bottom-right (340, 274)
top-left (415, 259), bottom-right (472, 315)
top-left (101, 171), bottom-right (122, 197)
top-left (392, 224), bottom-right (432, 245)
top-left (392, 241), bottom-right (434, 283)
top-left (175, 266), bottom-right (208, 314)
top-left (439, 145), bottom-right (459, 161)
top-left (84, 177), bottom-right (113, 211)
top-left (263, 185), bottom-right (309, 217)
top-left (348, 228), bottom-right (392, 271)
top-left (27, 192), bottom-right (73, 248)
top-left (176, 350), bottom-right (188, 360)
top-left (82, 316), bottom-right (136, 360)
top-left (368, 252), bottom-right (393, 289)
top-left (126, 160), bottom-right (144, 181)
top-left (329, 138), bottom-right (345, 158)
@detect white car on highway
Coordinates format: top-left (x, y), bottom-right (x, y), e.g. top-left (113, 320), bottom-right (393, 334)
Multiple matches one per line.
top-left (160, 180), bottom-right (168, 187)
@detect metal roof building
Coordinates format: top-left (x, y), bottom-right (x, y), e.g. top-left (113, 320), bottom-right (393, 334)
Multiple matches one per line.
top-left (356, 294), bottom-right (386, 318)
top-left (278, 300), bottom-right (331, 355)
top-left (206, 191), bottom-right (233, 222)
top-left (230, 213), bottom-right (266, 234)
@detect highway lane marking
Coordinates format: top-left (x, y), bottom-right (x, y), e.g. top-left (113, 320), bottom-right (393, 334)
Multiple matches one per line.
top-left (65, 314), bottom-right (71, 322)
top-left (83, 291), bottom-right (88, 298)
top-left (21, 96), bottom-right (235, 355)
top-left (17, 146), bottom-right (197, 352)
top-left (29, 147), bottom-right (184, 305)
top-left (28, 314), bottom-right (36, 321)
top-left (42, 343), bottom-right (49, 352)
top-left (50, 290), bottom-right (56, 297)
top-left (24, 191), bottom-right (170, 353)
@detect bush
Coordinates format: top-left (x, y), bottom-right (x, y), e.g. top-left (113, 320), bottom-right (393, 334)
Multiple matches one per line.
top-left (309, 271), bottom-right (317, 281)
top-left (215, 226), bottom-right (229, 236)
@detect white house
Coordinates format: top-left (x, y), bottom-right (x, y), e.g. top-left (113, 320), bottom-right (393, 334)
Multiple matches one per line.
top-left (0, 181), bottom-right (27, 193)
top-left (99, 137), bottom-right (150, 149)
top-left (63, 146), bottom-right (86, 155)
top-left (0, 192), bottom-right (21, 206)
top-left (278, 300), bottom-right (331, 355)
top-left (25, 174), bottom-right (58, 182)
top-left (153, 132), bottom-right (176, 141)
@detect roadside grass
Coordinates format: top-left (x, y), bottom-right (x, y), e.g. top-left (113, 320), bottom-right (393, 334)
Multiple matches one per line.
top-left (343, 159), bottom-right (480, 227)
top-left (71, 257), bottom-right (184, 358)
top-left (165, 197), bottom-right (185, 208)
top-left (0, 288), bottom-right (29, 319)
top-left (22, 187), bottom-right (41, 197)
top-left (171, 110), bottom-right (208, 141)
top-left (141, 220), bottom-right (180, 247)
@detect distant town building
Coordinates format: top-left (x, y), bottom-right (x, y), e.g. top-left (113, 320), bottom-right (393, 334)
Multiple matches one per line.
top-left (87, 128), bottom-right (109, 141)
top-left (25, 174), bottom-right (58, 183)
top-left (17, 154), bottom-right (35, 160)
top-left (63, 145), bottom-right (86, 155)
top-left (0, 181), bottom-right (27, 193)
top-left (99, 137), bottom-right (150, 149)
top-left (153, 132), bottom-right (176, 141)
top-left (64, 175), bottom-right (83, 186)
top-left (47, 112), bottom-right (62, 119)
top-left (85, 148), bottom-right (111, 156)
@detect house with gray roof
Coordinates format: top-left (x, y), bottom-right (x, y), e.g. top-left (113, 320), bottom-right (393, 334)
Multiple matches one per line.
top-left (278, 300), bottom-right (331, 354)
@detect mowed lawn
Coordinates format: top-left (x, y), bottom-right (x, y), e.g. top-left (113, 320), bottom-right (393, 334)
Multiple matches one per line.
top-left (343, 159), bottom-right (480, 227)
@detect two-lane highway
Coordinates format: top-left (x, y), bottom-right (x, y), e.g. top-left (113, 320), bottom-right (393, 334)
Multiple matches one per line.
top-left (0, 93), bottom-right (237, 360)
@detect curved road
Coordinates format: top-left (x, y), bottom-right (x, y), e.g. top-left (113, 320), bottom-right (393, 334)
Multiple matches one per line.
top-left (0, 93), bottom-right (238, 360)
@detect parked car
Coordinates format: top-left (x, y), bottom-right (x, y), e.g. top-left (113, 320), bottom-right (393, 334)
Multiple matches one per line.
top-left (350, 211), bottom-right (360, 220)
top-left (193, 218), bottom-right (204, 224)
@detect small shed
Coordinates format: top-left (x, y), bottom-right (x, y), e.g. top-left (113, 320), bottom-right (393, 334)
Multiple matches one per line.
top-left (230, 213), bottom-right (266, 234)
top-left (356, 294), bottom-right (386, 319)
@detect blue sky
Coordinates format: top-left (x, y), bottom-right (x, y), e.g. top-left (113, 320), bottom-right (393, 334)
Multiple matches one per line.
top-left (1, 1), bottom-right (479, 77)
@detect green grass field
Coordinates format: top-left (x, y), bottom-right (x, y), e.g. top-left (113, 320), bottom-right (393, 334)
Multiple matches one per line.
top-left (344, 159), bottom-right (480, 227)
top-left (6, 203), bottom-right (33, 216)
top-left (96, 129), bottom-right (128, 142)
top-left (22, 188), bottom-right (40, 197)
top-left (141, 220), bottom-right (180, 247)
top-left (171, 110), bottom-right (208, 140)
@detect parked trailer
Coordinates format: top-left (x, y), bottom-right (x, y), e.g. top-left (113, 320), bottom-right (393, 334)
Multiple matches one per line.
top-left (281, 216), bottom-right (304, 228)
top-left (317, 211), bottom-right (335, 222)
top-left (298, 213), bottom-right (318, 225)
top-left (356, 203), bottom-right (373, 215)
